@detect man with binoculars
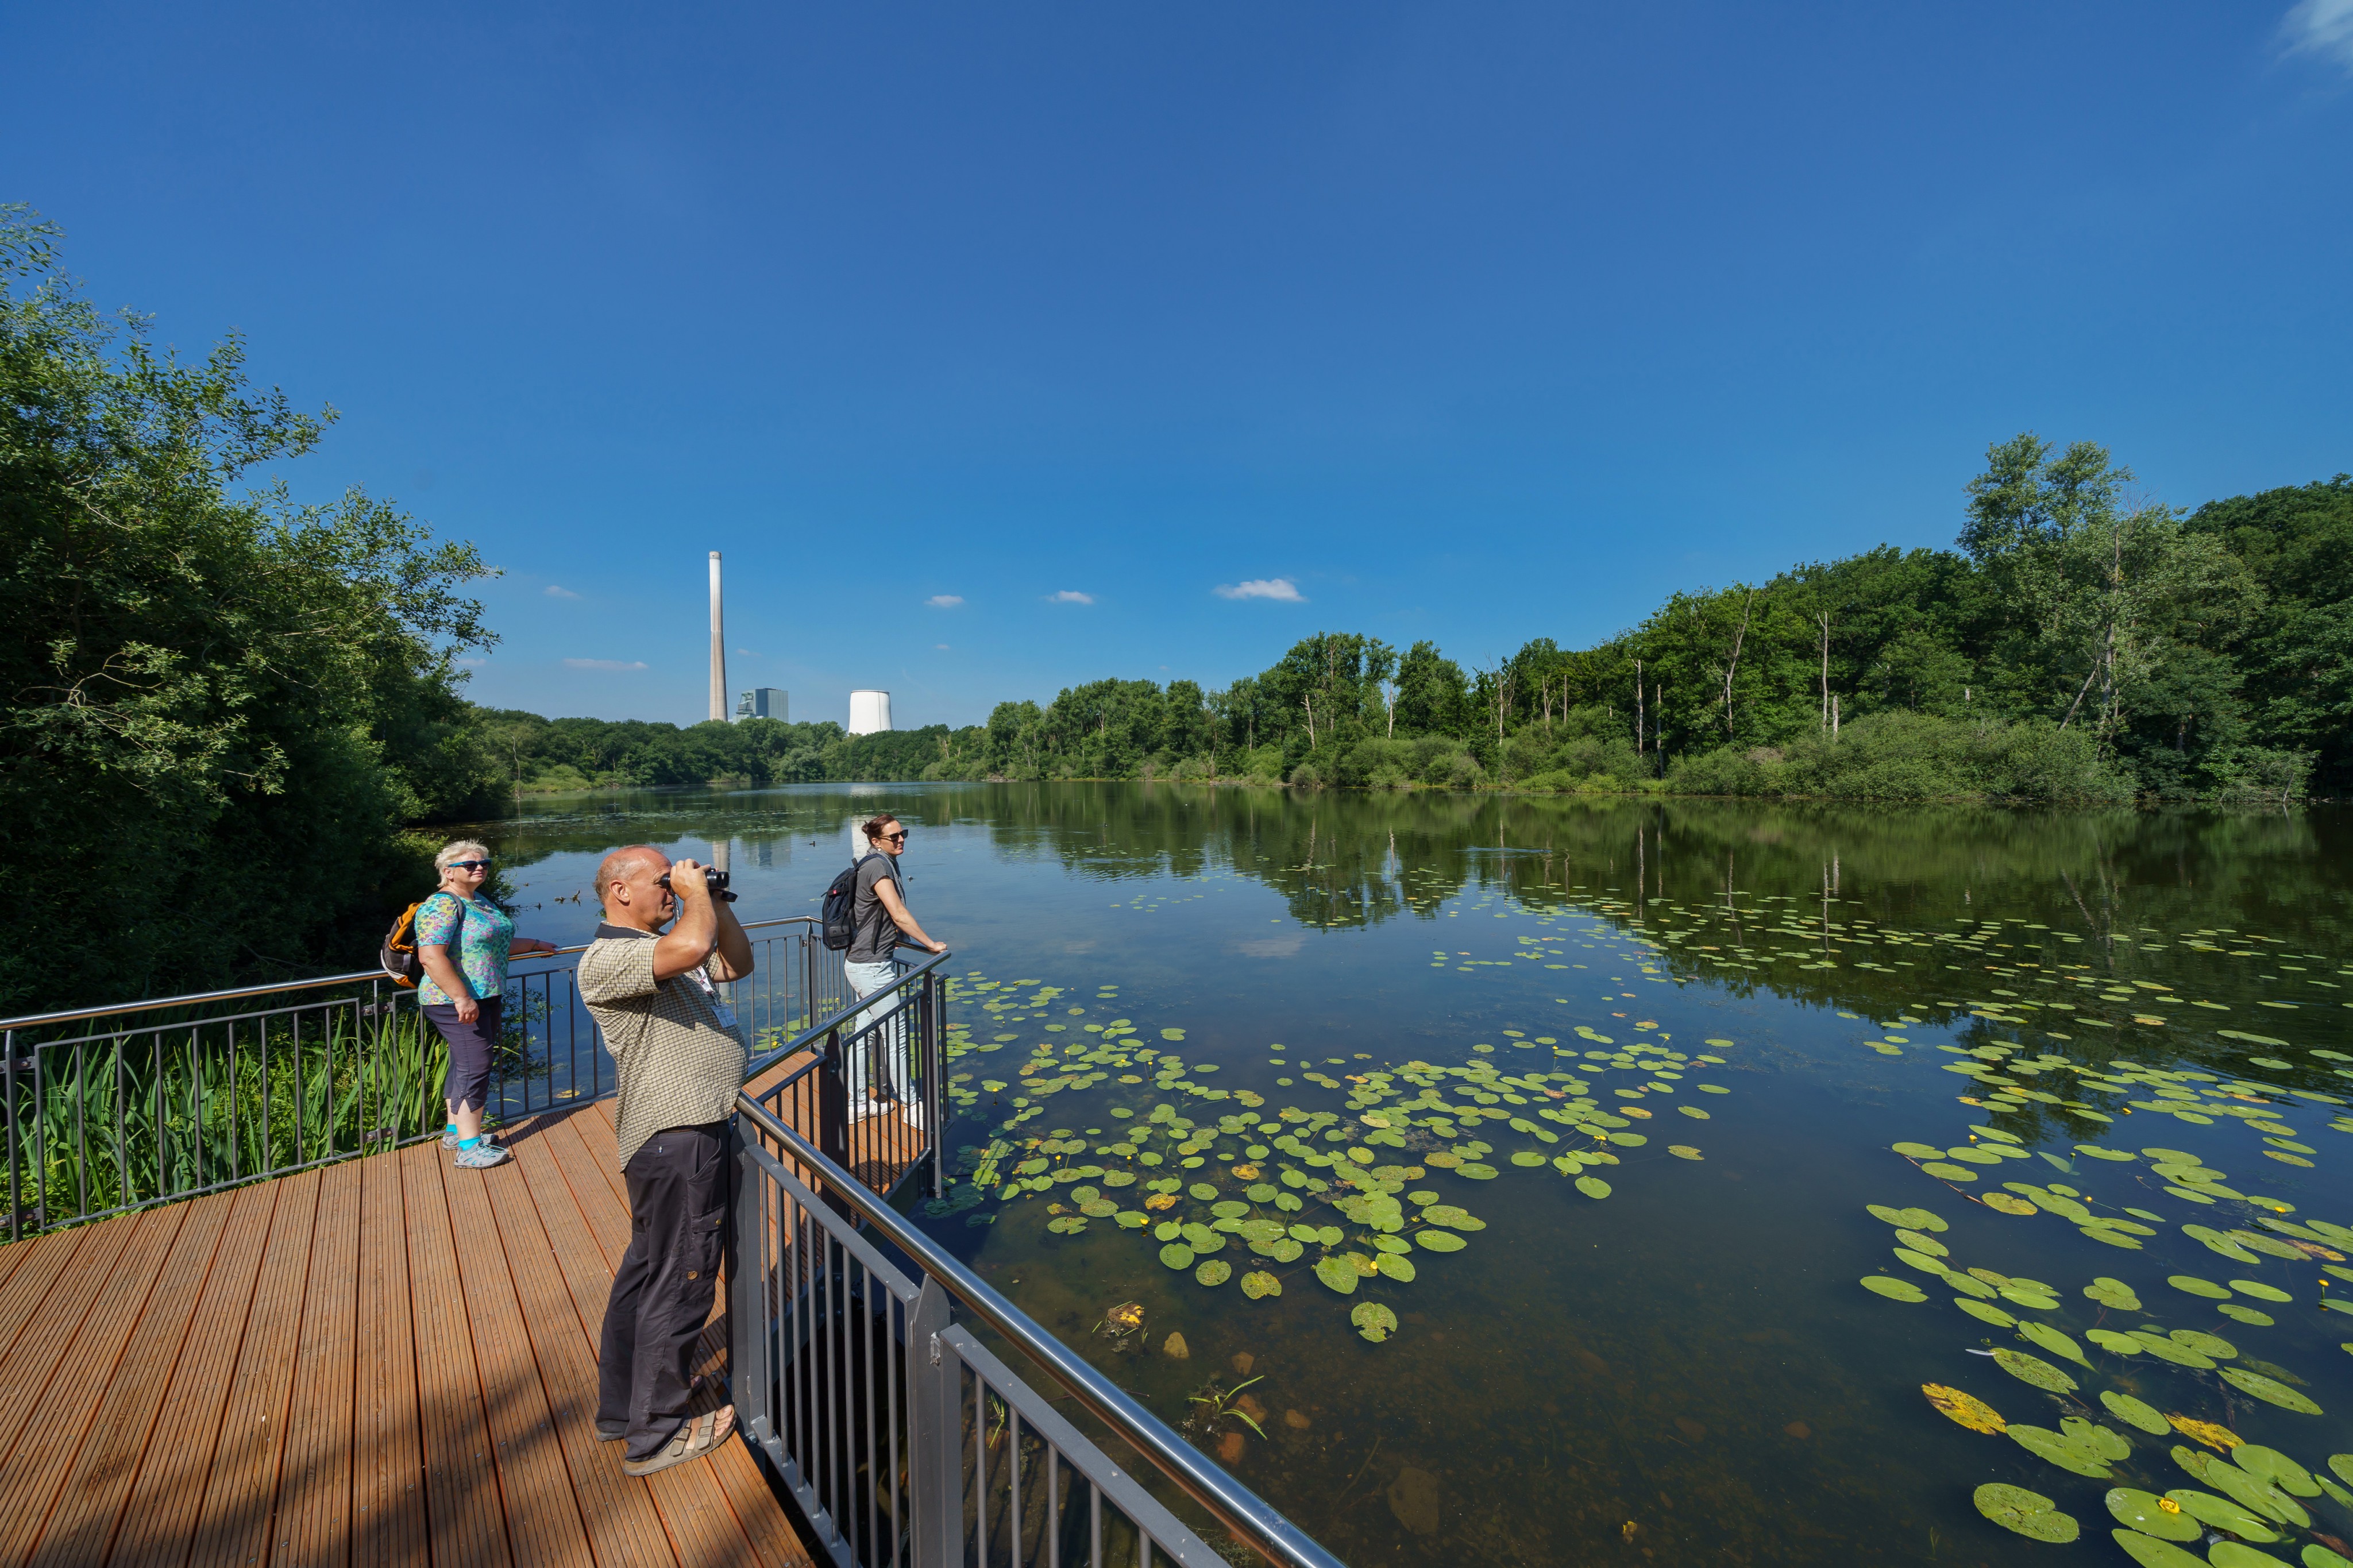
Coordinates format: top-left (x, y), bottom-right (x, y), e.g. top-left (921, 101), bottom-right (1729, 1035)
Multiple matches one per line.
top-left (577, 845), bottom-right (753, 1476)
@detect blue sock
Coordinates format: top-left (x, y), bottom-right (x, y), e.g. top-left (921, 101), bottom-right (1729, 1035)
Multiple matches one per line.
top-left (445, 1122), bottom-right (459, 1136)
top-left (458, 1135), bottom-right (484, 1151)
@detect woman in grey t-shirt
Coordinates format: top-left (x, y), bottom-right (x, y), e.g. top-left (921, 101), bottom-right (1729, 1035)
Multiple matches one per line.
top-left (842, 813), bottom-right (946, 1123)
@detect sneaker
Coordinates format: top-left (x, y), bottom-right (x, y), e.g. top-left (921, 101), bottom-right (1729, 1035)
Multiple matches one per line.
top-left (442, 1127), bottom-right (499, 1151)
top-left (895, 1100), bottom-right (929, 1133)
top-left (453, 1140), bottom-right (512, 1169)
top-left (848, 1098), bottom-right (885, 1123)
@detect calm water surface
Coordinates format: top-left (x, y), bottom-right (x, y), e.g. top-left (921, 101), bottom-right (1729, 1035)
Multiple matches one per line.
top-left (476, 785), bottom-right (2353, 1568)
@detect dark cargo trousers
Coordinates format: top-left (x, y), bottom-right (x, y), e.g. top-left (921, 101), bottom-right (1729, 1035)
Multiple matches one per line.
top-left (598, 1118), bottom-right (738, 1461)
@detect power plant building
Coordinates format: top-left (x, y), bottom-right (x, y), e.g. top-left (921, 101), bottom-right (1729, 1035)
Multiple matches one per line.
top-left (848, 690), bottom-right (893, 736)
top-left (735, 687), bottom-right (789, 722)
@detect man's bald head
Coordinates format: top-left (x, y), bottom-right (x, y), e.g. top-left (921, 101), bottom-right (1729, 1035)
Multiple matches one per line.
top-left (596, 844), bottom-right (671, 920)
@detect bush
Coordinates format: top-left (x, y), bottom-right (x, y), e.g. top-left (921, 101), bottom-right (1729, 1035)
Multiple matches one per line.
top-left (1664, 712), bottom-right (2134, 802)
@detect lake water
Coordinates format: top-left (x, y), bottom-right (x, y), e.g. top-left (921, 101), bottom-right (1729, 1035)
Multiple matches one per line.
top-left (476, 784), bottom-right (2353, 1568)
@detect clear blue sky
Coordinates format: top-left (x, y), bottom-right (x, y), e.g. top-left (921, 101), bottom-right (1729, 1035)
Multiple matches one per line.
top-left (10, 2), bottom-right (2351, 728)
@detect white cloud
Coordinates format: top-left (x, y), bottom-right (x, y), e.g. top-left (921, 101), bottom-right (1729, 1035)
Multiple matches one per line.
top-left (1214, 577), bottom-right (1305, 603)
top-left (545, 584), bottom-right (581, 599)
top-left (925, 594), bottom-right (965, 608)
top-left (936, 643), bottom-right (951, 651)
top-left (1048, 590), bottom-right (1094, 604)
top-left (2285, 0), bottom-right (2353, 68)
top-left (455, 655), bottom-right (488, 667)
top-left (564, 657), bottom-right (648, 671)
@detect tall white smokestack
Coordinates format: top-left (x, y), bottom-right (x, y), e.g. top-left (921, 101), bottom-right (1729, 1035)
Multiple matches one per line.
top-left (708, 551), bottom-right (727, 723)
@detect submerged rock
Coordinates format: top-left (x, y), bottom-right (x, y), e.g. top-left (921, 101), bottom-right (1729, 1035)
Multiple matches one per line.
top-left (1387, 1467), bottom-right (1441, 1536)
top-left (1163, 1332), bottom-right (1190, 1360)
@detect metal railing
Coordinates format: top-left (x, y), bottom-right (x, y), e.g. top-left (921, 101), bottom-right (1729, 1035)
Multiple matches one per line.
top-left (731, 960), bottom-right (1347, 1568)
top-left (0, 914), bottom-right (853, 1241)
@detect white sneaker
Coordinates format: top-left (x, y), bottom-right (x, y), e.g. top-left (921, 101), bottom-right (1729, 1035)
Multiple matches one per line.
top-left (849, 1098), bottom-right (885, 1123)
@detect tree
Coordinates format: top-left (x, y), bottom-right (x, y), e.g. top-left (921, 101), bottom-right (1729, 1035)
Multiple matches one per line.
top-left (0, 206), bottom-right (498, 1009)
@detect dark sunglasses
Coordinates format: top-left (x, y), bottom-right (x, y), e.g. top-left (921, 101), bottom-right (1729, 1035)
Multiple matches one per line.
top-left (447, 859), bottom-right (492, 871)
top-left (880, 830), bottom-right (909, 843)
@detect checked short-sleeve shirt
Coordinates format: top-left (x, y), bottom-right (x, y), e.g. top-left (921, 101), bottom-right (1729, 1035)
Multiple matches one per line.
top-left (577, 923), bottom-right (750, 1169)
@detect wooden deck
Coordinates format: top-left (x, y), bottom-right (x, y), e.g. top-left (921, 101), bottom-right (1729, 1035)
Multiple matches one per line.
top-left (0, 1100), bottom-right (816, 1568)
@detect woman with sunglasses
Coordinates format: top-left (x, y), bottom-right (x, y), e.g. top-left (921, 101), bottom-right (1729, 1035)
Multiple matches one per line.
top-left (416, 839), bottom-right (560, 1168)
top-left (844, 815), bottom-right (947, 1124)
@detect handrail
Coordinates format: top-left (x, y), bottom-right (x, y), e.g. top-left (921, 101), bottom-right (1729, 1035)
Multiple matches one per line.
top-left (741, 943), bottom-right (952, 1083)
top-left (733, 1090), bottom-right (1349, 1568)
top-left (0, 914), bottom-right (821, 1033)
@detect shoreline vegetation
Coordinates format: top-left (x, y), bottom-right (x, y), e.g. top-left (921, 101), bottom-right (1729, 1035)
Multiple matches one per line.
top-left (5, 204), bottom-right (2344, 1009)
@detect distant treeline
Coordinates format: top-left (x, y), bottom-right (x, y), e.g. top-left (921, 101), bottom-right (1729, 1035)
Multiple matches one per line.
top-left (475, 442), bottom-right (2350, 808)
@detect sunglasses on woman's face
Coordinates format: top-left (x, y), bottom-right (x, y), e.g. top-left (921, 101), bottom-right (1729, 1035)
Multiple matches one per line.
top-left (881, 831), bottom-right (908, 843)
top-left (449, 859), bottom-right (492, 871)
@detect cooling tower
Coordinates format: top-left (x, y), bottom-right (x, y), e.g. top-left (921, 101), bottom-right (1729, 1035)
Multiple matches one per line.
top-left (848, 690), bottom-right (893, 736)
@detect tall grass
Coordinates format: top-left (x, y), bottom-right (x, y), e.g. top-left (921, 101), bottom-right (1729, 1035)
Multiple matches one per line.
top-left (3, 996), bottom-right (539, 1234)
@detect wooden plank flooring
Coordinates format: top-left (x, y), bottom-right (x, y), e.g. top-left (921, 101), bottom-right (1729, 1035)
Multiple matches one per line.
top-left (0, 1104), bottom-right (816, 1568)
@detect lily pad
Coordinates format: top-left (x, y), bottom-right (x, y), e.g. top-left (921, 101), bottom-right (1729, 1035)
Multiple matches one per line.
top-left (1895, 1229), bottom-right (1949, 1257)
top-left (2109, 1529), bottom-right (2207, 1567)
top-left (2231, 1280), bottom-right (2293, 1303)
top-left (2088, 1329), bottom-right (2145, 1355)
top-left (2008, 1422), bottom-right (2114, 1478)
top-left (2063, 1416), bottom-right (2131, 1461)
top-left (1314, 1255), bottom-right (1360, 1295)
top-left (1973, 1483), bottom-right (2078, 1542)
top-left (1958, 1298), bottom-right (2017, 1327)
top-left (2222, 1366), bottom-right (2323, 1414)
top-left (2234, 1446), bottom-right (2318, 1497)
top-left (2169, 1488), bottom-right (2279, 1541)
top-left (1861, 1275), bottom-right (1926, 1301)
top-left (1414, 1229), bottom-right (1465, 1253)
top-left (2167, 1274), bottom-right (2231, 1299)
top-left (2020, 1322), bottom-right (2089, 1365)
top-left (1351, 1301), bottom-right (1399, 1342)
top-left (1893, 1142), bottom-right (1943, 1158)
top-left (1159, 1242), bottom-right (1195, 1269)
top-left (1575, 1176), bottom-right (1613, 1200)
top-left (1982, 1193), bottom-right (2039, 1215)
top-left (1919, 1163), bottom-right (1977, 1181)
top-left (1992, 1348), bottom-right (2077, 1392)
top-left (2105, 1489), bottom-right (2202, 1542)
top-left (1667, 1144), bottom-right (1703, 1160)
top-left (2171, 1328), bottom-right (2238, 1360)
top-left (2101, 1392), bottom-right (2171, 1435)
top-left (1240, 1269), bottom-right (1281, 1299)
top-left (1376, 1252), bottom-right (1417, 1282)
top-left (1422, 1206), bottom-right (1485, 1231)
top-left (1922, 1382), bottom-right (2005, 1433)
top-left (2086, 1277), bottom-right (2143, 1310)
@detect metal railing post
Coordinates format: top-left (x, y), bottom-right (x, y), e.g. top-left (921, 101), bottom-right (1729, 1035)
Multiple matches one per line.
top-left (907, 1275), bottom-right (956, 1568)
top-left (731, 1130), bottom-right (772, 1460)
top-left (923, 970), bottom-right (943, 1201)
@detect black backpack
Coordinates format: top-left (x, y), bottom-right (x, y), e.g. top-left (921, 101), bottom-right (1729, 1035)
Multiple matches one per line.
top-left (821, 855), bottom-right (881, 951)
top-left (380, 890), bottom-right (464, 987)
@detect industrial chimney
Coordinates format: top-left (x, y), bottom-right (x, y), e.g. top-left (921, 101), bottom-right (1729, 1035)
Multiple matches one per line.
top-left (707, 552), bottom-right (727, 723)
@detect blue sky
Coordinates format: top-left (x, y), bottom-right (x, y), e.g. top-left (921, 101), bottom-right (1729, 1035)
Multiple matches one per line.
top-left (9, 2), bottom-right (2352, 728)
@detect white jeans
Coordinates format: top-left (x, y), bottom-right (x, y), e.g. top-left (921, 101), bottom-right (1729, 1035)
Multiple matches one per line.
top-left (841, 959), bottom-right (909, 1103)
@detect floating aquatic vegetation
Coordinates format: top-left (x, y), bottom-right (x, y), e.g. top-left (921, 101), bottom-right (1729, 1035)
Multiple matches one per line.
top-left (1195, 1260), bottom-right (1232, 1287)
top-left (1921, 1382), bottom-right (2004, 1433)
top-left (2101, 1392), bottom-right (2170, 1435)
top-left (1352, 1301), bottom-right (1398, 1342)
top-left (2222, 1366), bottom-right (2323, 1413)
top-left (1992, 1347), bottom-right (2076, 1392)
top-left (2085, 1276), bottom-right (2142, 1310)
top-left (1973, 1482), bottom-right (2078, 1542)
top-left (1861, 1275), bottom-right (1927, 1301)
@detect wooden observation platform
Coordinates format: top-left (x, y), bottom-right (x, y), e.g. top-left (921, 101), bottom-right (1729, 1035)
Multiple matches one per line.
top-left (0, 1101), bottom-right (814, 1568)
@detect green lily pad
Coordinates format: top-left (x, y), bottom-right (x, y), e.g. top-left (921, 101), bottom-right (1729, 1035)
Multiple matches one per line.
top-left (1116, 1211), bottom-right (1149, 1229)
top-left (2231, 1280), bottom-right (2293, 1303)
top-left (2008, 1422), bottom-right (2113, 1478)
top-left (1861, 1276), bottom-right (1927, 1301)
top-left (1415, 1230), bottom-right (1466, 1253)
top-left (2220, 1304), bottom-right (2276, 1326)
top-left (1919, 1163), bottom-right (1977, 1181)
top-left (2108, 1529), bottom-right (2209, 1568)
top-left (2101, 1392), bottom-right (2171, 1435)
top-left (1376, 1252), bottom-right (1417, 1281)
top-left (2105, 1488), bottom-right (2202, 1542)
top-left (1973, 1483), bottom-right (2078, 1542)
top-left (2086, 1277), bottom-right (2143, 1310)
top-left (1240, 1270), bottom-right (1281, 1299)
top-left (1187, 1183), bottom-right (1219, 1201)
top-left (1957, 1298), bottom-right (2016, 1327)
top-left (2133, 1333), bottom-right (2215, 1368)
top-left (2063, 1416), bottom-right (2131, 1461)
top-left (1575, 1176), bottom-right (1612, 1200)
top-left (2234, 1446), bottom-right (2318, 1497)
top-left (1422, 1206), bottom-right (1485, 1231)
top-left (2205, 1461), bottom-right (2309, 1528)
top-left (1667, 1144), bottom-right (1703, 1160)
top-left (1244, 1183), bottom-right (1278, 1203)
top-left (1992, 1348), bottom-right (2077, 1392)
top-left (1946, 1271), bottom-right (1997, 1299)
top-left (1079, 1199), bottom-right (1118, 1218)
top-left (1351, 1301), bottom-right (1399, 1342)
top-left (1893, 1142), bottom-right (1943, 1158)
top-left (1895, 1229), bottom-right (1949, 1257)
top-left (2020, 1322), bottom-right (2089, 1365)
top-left (1314, 1255), bottom-right (1360, 1294)
top-left (1159, 1243), bottom-right (1195, 1270)
top-left (2302, 1546), bottom-right (2353, 1568)
top-left (1266, 1237), bottom-right (1304, 1263)
top-left (1509, 1150), bottom-right (1547, 1167)
top-left (2169, 1275), bottom-right (2232, 1299)
top-left (2171, 1328), bottom-right (2238, 1360)
top-left (1195, 1260), bottom-right (1231, 1287)
top-left (2169, 1488), bottom-right (2280, 1541)
top-left (1458, 1163), bottom-right (1500, 1179)
top-left (2222, 1366), bottom-right (2323, 1414)
top-left (2089, 1328), bottom-right (2147, 1355)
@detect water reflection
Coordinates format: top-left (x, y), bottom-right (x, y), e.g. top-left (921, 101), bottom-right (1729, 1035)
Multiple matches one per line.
top-left (471, 786), bottom-right (2352, 1567)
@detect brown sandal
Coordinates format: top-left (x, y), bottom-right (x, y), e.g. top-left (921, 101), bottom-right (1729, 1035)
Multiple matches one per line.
top-left (622, 1406), bottom-right (734, 1476)
top-left (596, 1376), bottom-right (705, 1441)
